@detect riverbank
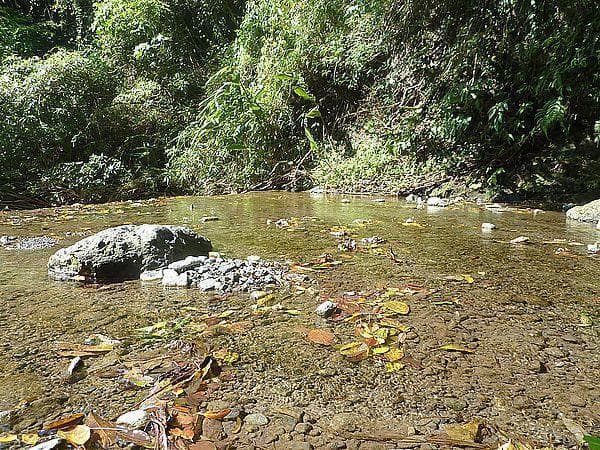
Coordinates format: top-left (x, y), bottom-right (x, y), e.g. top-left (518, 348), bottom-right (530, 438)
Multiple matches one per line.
top-left (0, 193), bottom-right (598, 448)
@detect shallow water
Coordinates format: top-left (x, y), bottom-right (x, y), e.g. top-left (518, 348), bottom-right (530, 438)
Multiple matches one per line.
top-left (0, 192), bottom-right (599, 445)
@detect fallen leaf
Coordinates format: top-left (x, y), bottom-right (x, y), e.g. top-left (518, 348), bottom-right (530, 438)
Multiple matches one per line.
top-left (57, 425), bottom-right (91, 446)
top-left (379, 318), bottom-right (410, 332)
top-left (307, 329), bottom-right (336, 346)
top-left (584, 435), bottom-right (600, 450)
top-left (439, 344), bottom-right (475, 353)
top-left (444, 420), bottom-right (482, 442)
top-left (461, 274), bottom-right (475, 283)
top-left (117, 429), bottom-right (154, 448)
top-left (169, 427), bottom-right (195, 440)
top-left (580, 313), bottom-right (593, 327)
top-left (203, 409), bottom-right (231, 420)
top-left (385, 347), bottom-right (405, 362)
top-left (85, 412), bottom-right (117, 448)
top-left (45, 413), bottom-right (85, 430)
top-left (372, 345), bottom-right (390, 355)
top-left (385, 362), bottom-right (404, 372)
top-left (383, 301), bottom-right (410, 315)
top-left (0, 434), bottom-right (18, 444)
top-left (339, 341), bottom-right (369, 361)
top-left (21, 433), bottom-right (40, 445)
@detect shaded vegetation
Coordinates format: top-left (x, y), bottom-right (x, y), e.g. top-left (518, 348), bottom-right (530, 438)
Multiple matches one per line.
top-left (0, 0), bottom-right (599, 206)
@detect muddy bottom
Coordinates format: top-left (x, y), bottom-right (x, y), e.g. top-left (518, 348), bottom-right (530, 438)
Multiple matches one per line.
top-left (0, 193), bottom-right (598, 449)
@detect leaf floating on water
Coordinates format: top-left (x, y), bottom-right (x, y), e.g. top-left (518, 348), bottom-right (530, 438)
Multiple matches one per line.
top-left (45, 413), bottom-right (85, 430)
top-left (444, 420), bottom-right (482, 442)
top-left (383, 300), bottom-right (410, 315)
top-left (307, 329), bottom-right (336, 346)
top-left (57, 425), bottom-right (91, 446)
top-left (439, 344), bottom-right (475, 354)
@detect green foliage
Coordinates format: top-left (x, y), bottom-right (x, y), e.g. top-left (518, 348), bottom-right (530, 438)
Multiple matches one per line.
top-left (0, 7), bottom-right (58, 59)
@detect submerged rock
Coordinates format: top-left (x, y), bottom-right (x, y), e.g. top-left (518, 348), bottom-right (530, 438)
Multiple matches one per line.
top-left (566, 200), bottom-right (600, 223)
top-left (426, 197), bottom-right (448, 207)
top-left (47, 225), bottom-right (212, 282)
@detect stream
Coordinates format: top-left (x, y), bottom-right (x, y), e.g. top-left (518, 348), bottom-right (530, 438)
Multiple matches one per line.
top-left (0, 192), bottom-right (598, 448)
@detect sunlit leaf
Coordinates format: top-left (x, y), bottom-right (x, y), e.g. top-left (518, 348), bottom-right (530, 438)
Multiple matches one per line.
top-left (383, 300), bottom-right (410, 315)
top-left (307, 329), bottom-right (336, 346)
top-left (57, 425), bottom-right (91, 446)
top-left (444, 420), bottom-right (482, 442)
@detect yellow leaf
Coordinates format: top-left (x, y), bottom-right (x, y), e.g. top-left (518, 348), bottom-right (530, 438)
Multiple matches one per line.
top-left (372, 345), bottom-right (390, 354)
top-left (444, 420), bottom-right (482, 442)
top-left (383, 301), bottom-right (410, 315)
top-left (257, 294), bottom-right (276, 307)
top-left (0, 434), bottom-right (18, 444)
top-left (580, 313), bottom-right (593, 327)
top-left (439, 344), bottom-right (474, 354)
top-left (339, 341), bottom-right (369, 361)
top-left (461, 274), bottom-right (475, 283)
top-left (380, 318), bottom-right (410, 332)
top-left (21, 433), bottom-right (40, 445)
top-left (57, 425), bottom-right (91, 446)
top-left (385, 362), bottom-right (404, 372)
top-left (385, 347), bottom-right (405, 362)
top-left (401, 222), bottom-right (424, 228)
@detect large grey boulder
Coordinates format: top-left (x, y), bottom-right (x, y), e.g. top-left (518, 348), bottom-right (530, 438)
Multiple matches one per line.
top-left (48, 225), bottom-right (212, 281)
top-left (566, 200), bottom-right (600, 223)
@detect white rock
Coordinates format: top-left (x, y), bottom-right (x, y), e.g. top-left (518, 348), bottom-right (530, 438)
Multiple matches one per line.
top-left (597, 220), bottom-right (600, 230)
top-left (162, 269), bottom-right (189, 287)
top-left (198, 278), bottom-right (217, 291)
top-left (247, 255), bottom-right (261, 263)
top-left (250, 290), bottom-right (269, 301)
top-left (315, 300), bottom-right (337, 317)
top-left (30, 438), bottom-right (63, 450)
top-left (405, 194), bottom-right (418, 203)
top-left (168, 255), bottom-right (206, 272)
top-left (140, 269), bottom-right (164, 282)
top-left (244, 412), bottom-right (269, 426)
top-left (116, 409), bottom-right (149, 429)
top-left (587, 243), bottom-right (599, 254)
top-left (481, 223), bottom-right (496, 231)
top-left (427, 197), bottom-right (448, 207)
top-left (510, 236), bottom-right (530, 244)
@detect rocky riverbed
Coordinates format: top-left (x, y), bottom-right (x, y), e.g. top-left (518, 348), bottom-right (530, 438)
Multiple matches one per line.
top-left (0, 193), bottom-right (598, 450)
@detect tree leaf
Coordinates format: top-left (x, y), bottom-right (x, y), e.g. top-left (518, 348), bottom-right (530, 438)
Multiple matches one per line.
top-left (383, 301), bottom-right (410, 315)
top-left (293, 86), bottom-right (315, 101)
top-left (203, 409), bottom-right (231, 420)
top-left (57, 425), bottom-right (91, 446)
top-left (45, 413), bottom-right (85, 430)
top-left (584, 435), bottom-right (600, 450)
top-left (85, 412), bottom-right (117, 447)
top-left (307, 329), bottom-right (336, 346)
top-left (444, 420), bottom-right (482, 442)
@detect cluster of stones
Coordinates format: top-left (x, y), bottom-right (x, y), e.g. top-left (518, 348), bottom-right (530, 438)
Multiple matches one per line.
top-left (1, 235), bottom-right (58, 250)
top-left (140, 253), bottom-right (287, 294)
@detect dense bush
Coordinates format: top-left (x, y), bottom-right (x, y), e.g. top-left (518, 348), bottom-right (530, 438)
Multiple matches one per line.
top-left (0, 0), bottom-right (598, 205)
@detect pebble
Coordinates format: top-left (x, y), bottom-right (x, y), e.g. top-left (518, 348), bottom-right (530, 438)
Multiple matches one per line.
top-left (481, 222), bottom-right (496, 231)
top-left (30, 438), bottom-right (64, 450)
top-left (245, 413), bottom-right (269, 426)
top-left (587, 243), bottom-right (599, 254)
top-left (198, 278), bottom-right (218, 291)
top-left (140, 269), bottom-right (164, 281)
top-left (295, 423), bottom-right (313, 434)
top-left (315, 300), bottom-right (337, 317)
top-left (116, 409), bottom-right (149, 429)
top-left (168, 255), bottom-right (206, 272)
top-left (569, 394), bottom-right (587, 407)
top-left (201, 216), bottom-right (219, 222)
top-left (427, 197), bottom-right (448, 207)
top-left (161, 269), bottom-right (189, 287)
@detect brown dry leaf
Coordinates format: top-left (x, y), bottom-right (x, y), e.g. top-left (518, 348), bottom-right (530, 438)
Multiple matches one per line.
top-left (439, 344), bottom-right (475, 354)
top-left (169, 427), bottom-right (195, 440)
top-left (444, 420), bottom-right (482, 442)
top-left (307, 329), bottom-right (336, 346)
top-left (203, 409), bottom-right (231, 420)
top-left (339, 341), bottom-right (369, 361)
top-left (383, 301), bottom-right (410, 315)
top-left (57, 425), bottom-right (91, 446)
top-left (85, 412), bottom-right (117, 447)
top-left (44, 413), bottom-right (85, 431)
top-left (188, 441), bottom-right (217, 450)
